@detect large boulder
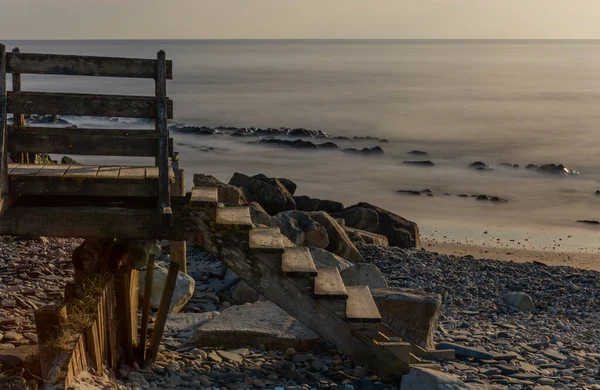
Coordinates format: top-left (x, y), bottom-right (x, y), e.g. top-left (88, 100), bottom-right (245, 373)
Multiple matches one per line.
top-left (193, 173), bottom-right (247, 205)
top-left (401, 367), bottom-right (504, 390)
top-left (139, 263), bottom-right (195, 314)
top-left (270, 211), bottom-right (329, 248)
top-left (229, 173), bottom-right (296, 215)
top-left (333, 203), bottom-right (420, 248)
top-left (502, 292), bottom-right (535, 312)
top-left (345, 227), bottom-right (389, 246)
top-left (309, 248), bottom-right (352, 271)
top-left (293, 195), bottom-right (344, 213)
top-left (340, 263), bottom-right (388, 289)
top-left (246, 202), bottom-right (271, 226)
top-left (371, 288), bottom-right (441, 349)
top-left (187, 301), bottom-right (325, 351)
top-left (309, 212), bottom-right (365, 263)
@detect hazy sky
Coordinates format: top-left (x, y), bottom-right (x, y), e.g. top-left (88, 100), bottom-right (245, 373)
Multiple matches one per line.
top-left (1, 0), bottom-right (600, 40)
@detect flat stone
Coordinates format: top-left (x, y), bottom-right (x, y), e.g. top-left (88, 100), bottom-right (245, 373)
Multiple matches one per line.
top-left (3, 332), bottom-right (23, 342)
top-left (207, 351), bottom-right (222, 363)
top-left (217, 350), bottom-right (243, 363)
top-left (436, 342), bottom-right (495, 360)
top-left (541, 349), bottom-right (567, 361)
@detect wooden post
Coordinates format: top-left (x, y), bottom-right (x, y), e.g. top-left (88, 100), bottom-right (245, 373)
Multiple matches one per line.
top-left (0, 44), bottom-right (8, 197)
top-left (155, 50), bottom-right (171, 226)
top-left (10, 48), bottom-right (31, 163)
top-left (170, 152), bottom-right (187, 273)
top-left (148, 259), bottom-right (179, 362)
top-left (34, 304), bottom-right (68, 379)
top-left (105, 278), bottom-right (118, 369)
top-left (115, 265), bottom-right (139, 365)
top-left (139, 254), bottom-right (155, 361)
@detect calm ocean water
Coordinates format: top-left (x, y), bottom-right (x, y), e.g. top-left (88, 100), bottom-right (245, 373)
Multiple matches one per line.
top-left (4, 40), bottom-right (600, 252)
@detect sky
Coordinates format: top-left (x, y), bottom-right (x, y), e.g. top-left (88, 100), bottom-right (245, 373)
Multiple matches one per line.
top-left (1, 0), bottom-right (600, 40)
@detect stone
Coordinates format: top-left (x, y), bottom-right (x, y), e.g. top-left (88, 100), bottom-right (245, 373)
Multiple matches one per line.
top-left (194, 173), bottom-right (247, 205)
top-left (293, 195), bottom-right (320, 212)
top-left (187, 301), bottom-right (324, 351)
top-left (309, 248), bottom-right (352, 271)
top-left (317, 200), bottom-right (344, 213)
top-left (401, 367), bottom-right (504, 389)
top-left (341, 264), bottom-right (388, 289)
top-left (246, 202), bottom-right (271, 226)
top-left (277, 178), bottom-right (297, 196)
top-left (402, 160), bottom-right (435, 167)
top-left (230, 280), bottom-right (261, 304)
top-left (332, 202), bottom-right (420, 248)
top-left (435, 342), bottom-right (495, 360)
top-left (61, 155), bottom-right (80, 165)
top-left (502, 292), bottom-right (535, 312)
top-left (139, 263), bottom-right (195, 314)
top-left (229, 172), bottom-right (296, 215)
top-left (309, 211), bottom-right (365, 263)
top-left (3, 332), bottom-right (23, 342)
top-left (371, 288), bottom-right (441, 349)
top-left (0, 345), bottom-right (37, 370)
top-left (541, 349), bottom-right (567, 361)
top-left (165, 312), bottom-right (218, 334)
top-left (270, 211), bottom-right (329, 248)
top-left (217, 350), bottom-right (243, 363)
top-left (345, 227), bottom-right (389, 246)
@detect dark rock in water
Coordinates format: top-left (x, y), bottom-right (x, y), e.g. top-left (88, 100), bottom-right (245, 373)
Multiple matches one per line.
top-left (596, 190), bottom-right (600, 196)
top-left (490, 196), bottom-right (508, 203)
top-left (397, 190), bottom-right (422, 196)
top-left (259, 138), bottom-right (318, 149)
top-left (343, 146), bottom-right (384, 156)
top-left (333, 136), bottom-right (351, 140)
top-left (27, 114), bottom-right (70, 125)
top-left (469, 161), bottom-right (493, 171)
top-left (577, 220), bottom-right (600, 225)
top-left (536, 164), bottom-right (579, 176)
top-left (458, 194), bottom-right (468, 198)
top-left (229, 173), bottom-right (296, 215)
top-left (407, 150), bottom-right (428, 156)
top-left (294, 195), bottom-right (320, 212)
top-left (255, 128), bottom-right (285, 136)
top-left (317, 141), bottom-right (340, 149)
top-left (526, 164), bottom-right (539, 170)
top-left (288, 128), bottom-right (327, 138)
top-left (230, 129), bottom-right (254, 137)
top-left (61, 156), bottom-right (80, 165)
top-left (403, 160), bottom-right (435, 167)
top-left (170, 125), bottom-right (218, 135)
top-left (499, 162), bottom-right (519, 169)
top-left (353, 135), bottom-right (388, 142)
top-left (332, 202), bottom-right (420, 248)
top-left (476, 195), bottom-right (489, 201)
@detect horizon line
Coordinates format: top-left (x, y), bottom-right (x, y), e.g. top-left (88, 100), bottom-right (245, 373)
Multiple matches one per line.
top-left (4, 38), bottom-right (600, 42)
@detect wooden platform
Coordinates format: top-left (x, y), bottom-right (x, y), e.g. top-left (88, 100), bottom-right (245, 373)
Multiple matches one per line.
top-left (9, 164), bottom-right (175, 197)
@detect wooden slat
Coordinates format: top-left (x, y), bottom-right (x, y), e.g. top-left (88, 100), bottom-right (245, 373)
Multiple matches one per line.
top-left (118, 166), bottom-right (146, 182)
top-left (156, 50), bottom-right (172, 226)
top-left (7, 126), bottom-right (174, 157)
top-left (35, 164), bottom-right (69, 177)
top-left (0, 44), bottom-right (8, 196)
top-left (9, 176), bottom-right (158, 197)
top-left (140, 254), bottom-right (155, 361)
top-left (215, 206), bottom-right (252, 228)
top-left (10, 163), bottom-right (44, 176)
top-left (7, 91), bottom-right (174, 119)
top-left (346, 286), bottom-right (381, 322)
top-left (96, 166), bottom-right (121, 181)
top-left (249, 227), bottom-right (284, 253)
top-left (314, 267), bottom-right (348, 298)
top-left (64, 165), bottom-right (99, 178)
top-left (190, 187), bottom-right (218, 207)
top-left (282, 247), bottom-right (318, 276)
top-left (6, 52), bottom-right (173, 79)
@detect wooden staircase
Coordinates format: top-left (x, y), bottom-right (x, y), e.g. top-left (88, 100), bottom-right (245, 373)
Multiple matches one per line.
top-left (191, 186), bottom-right (441, 382)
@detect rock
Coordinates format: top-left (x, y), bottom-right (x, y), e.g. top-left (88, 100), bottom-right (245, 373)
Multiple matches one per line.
top-left (526, 164), bottom-right (539, 170)
top-left (499, 162), bottom-right (519, 169)
top-left (0, 345), bottom-right (37, 370)
top-left (402, 160), bottom-right (435, 167)
top-left (435, 342), bottom-right (495, 360)
top-left (401, 367), bottom-right (504, 389)
top-left (193, 173), bottom-right (247, 205)
top-left (309, 211), bottom-right (365, 263)
top-left (308, 248), bottom-right (352, 271)
top-left (577, 220), bottom-right (600, 225)
top-left (371, 288), bottom-right (441, 349)
top-left (341, 264), bottom-right (388, 289)
top-left (541, 349), bottom-right (567, 361)
top-left (345, 227), bottom-right (389, 246)
top-left (270, 211), bottom-right (329, 248)
top-left (536, 163), bottom-right (579, 176)
top-left (0, 376), bottom-right (30, 390)
top-left (277, 178), bottom-right (297, 196)
top-left (187, 301), bottom-right (324, 351)
top-left (407, 150), bottom-right (428, 156)
top-left (259, 138), bottom-right (319, 149)
top-left (3, 332), bottom-right (23, 342)
top-left (139, 264), bottom-right (195, 313)
top-left (293, 195), bottom-right (320, 212)
top-left (502, 292), bottom-right (535, 312)
top-left (397, 190), bottom-right (423, 196)
top-left (596, 190), bottom-right (600, 196)
top-left (333, 202), bottom-right (420, 248)
top-left (469, 161), bottom-right (493, 171)
top-left (165, 312), bottom-right (217, 334)
top-left (317, 199), bottom-right (345, 213)
top-left (230, 280), bottom-right (261, 304)
top-left (61, 156), bottom-right (80, 165)
top-left (246, 202), bottom-right (271, 226)
top-left (343, 146), bottom-right (384, 156)
top-left (217, 350), bottom-right (243, 363)
top-left (229, 173), bottom-right (296, 215)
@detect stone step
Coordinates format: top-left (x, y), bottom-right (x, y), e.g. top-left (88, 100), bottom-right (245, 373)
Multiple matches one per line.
top-left (248, 227), bottom-right (285, 253)
top-left (215, 206), bottom-right (253, 230)
top-left (282, 247), bottom-right (318, 277)
top-left (314, 267), bottom-right (348, 299)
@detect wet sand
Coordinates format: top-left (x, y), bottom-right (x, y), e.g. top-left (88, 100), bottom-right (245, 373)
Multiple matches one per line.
top-left (422, 238), bottom-right (600, 271)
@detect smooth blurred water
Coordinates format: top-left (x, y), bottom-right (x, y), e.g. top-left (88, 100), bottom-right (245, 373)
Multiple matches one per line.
top-left (4, 40), bottom-right (600, 252)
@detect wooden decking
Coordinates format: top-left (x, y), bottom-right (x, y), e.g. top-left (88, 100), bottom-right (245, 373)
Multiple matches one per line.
top-left (9, 163), bottom-right (175, 197)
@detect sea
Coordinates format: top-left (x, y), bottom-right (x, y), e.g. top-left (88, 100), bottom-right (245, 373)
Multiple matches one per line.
top-left (4, 39), bottom-right (600, 253)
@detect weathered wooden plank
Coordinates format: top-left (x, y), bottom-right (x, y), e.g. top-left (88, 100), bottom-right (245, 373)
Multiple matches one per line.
top-left (249, 227), bottom-right (284, 253)
top-left (346, 286), bottom-right (381, 322)
top-left (140, 254), bottom-right (155, 361)
top-left (35, 164), bottom-right (69, 177)
top-left (9, 176), bottom-right (159, 197)
top-left (190, 187), bottom-right (218, 206)
top-left (215, 206), bottom-right (252, 229)
top-left (64, 165), bottom-right (100, 178)
top-left (116, 266), bottom-right (139, 365)
top-left (7, 91), bottom-right (174, 119)
top-left (118, 166), bottom-right (146, 182)
top-left (10, 163), bottom-right (44, 176)
top-left (0, 45), bottom-right (8, 196)
top-left (156, 50), bottom-right (172, 226)
top-left (314, 267), bottom-right (348, 298)
top-left (149, 259), bottom-right (180, 361)
top-left (282, 247), bottom-right (318, 276)
top-left (7, 127), bottom-right (174, 157)
top-left (105, 278), bottom-right (118, 369)
top-left (10, 49), bottom-right (26, 164)
top-left (6, 52), bottom-right (173, 79)
top-left (96, 166), bottom-right (121, 181)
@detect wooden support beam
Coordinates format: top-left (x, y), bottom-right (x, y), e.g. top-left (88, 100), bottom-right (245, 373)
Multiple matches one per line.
top-left (9, 47), bottom-right (32, 164)
top-left (0, 44), bottom-right (8, 197)
top-left (34, 304), bottom-right (68, 379)
top-left (148, 259), bottom-right (180, 362)
top-left (115, 265), bottom-right (139, 365)
top-left (6, 52), bottom-right (173, 79)
top-left (7, 91), bottom-right (174, 119)
top-left (156, 50), bottom-right (172, 226)
top-left (140, 254), bottom-right (155, 362)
